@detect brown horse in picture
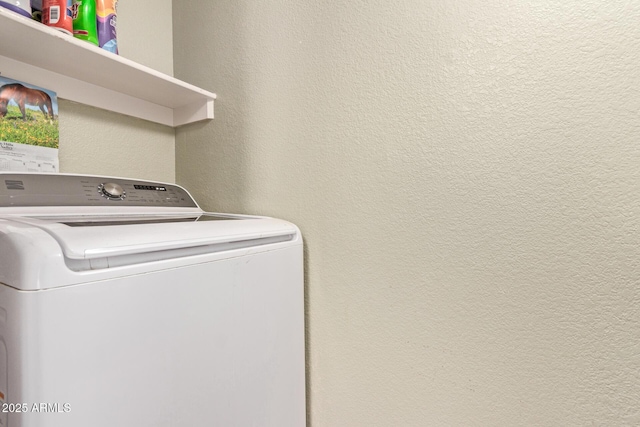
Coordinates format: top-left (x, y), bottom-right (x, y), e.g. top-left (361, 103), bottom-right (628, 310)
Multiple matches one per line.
top-left (0, 83), bottom-right (55, 121)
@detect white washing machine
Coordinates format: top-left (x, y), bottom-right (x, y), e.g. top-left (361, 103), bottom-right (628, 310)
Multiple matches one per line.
top-left (0, 173), bottom-right (305, 427)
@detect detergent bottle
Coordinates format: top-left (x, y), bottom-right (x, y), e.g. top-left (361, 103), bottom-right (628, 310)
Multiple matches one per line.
top-left (71, 0), bottom-right (98, 45)
top-left (42, 0), bottom-right (73, 35)
top-left (96, 0), bottom-right (118, 53)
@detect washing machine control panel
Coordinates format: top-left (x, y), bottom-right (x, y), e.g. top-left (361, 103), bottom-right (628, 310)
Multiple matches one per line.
top-left (0, 173), bottom-right (198, 208)
top-left (99, 182), bottom-right (126, 200)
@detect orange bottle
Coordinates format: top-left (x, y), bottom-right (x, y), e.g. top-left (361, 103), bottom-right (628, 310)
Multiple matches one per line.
top-left (42, 0), bottom-right (73, 35)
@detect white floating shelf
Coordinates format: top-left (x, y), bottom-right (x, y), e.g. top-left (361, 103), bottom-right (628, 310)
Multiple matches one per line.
top-left (0, 8), bottom-right (216, 127)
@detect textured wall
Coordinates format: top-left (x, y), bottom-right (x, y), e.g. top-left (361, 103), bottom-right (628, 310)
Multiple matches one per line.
top-left (59, 0), bottom-right (175, 182)
top-left (174, 1), bottom-right (640, 425)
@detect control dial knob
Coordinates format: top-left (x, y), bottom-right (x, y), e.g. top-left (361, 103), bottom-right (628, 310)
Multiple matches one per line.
top-left (98, 182), bottom-right (126, 200)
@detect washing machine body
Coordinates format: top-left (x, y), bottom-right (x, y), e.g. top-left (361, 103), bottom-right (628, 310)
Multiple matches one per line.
top-left (0, 173), bottom-right (306, 427)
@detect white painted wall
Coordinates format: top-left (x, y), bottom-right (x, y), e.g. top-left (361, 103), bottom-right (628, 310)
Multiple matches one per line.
top-left (59, 0), bottom-right (175, 182)
top-left (174, 1), bottom-right (640, 425)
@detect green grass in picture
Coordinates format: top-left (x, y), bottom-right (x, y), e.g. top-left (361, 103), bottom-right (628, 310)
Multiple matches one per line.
top-left (0, 105), bottom-right (58, 148)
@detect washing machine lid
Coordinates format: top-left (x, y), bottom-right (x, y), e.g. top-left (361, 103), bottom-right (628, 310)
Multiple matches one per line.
top-left (50, 213), bottom-right (239, 227)
top-left (7, 213), bottom-right (297, 260)
top-left (0, 173), bottom-right (301, 291)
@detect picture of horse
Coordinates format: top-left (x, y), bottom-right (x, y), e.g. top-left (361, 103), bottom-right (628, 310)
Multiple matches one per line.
top-left (0, 76), bottom-right (59, 150)
top-left (0, 83), bottom-right (55, 121)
